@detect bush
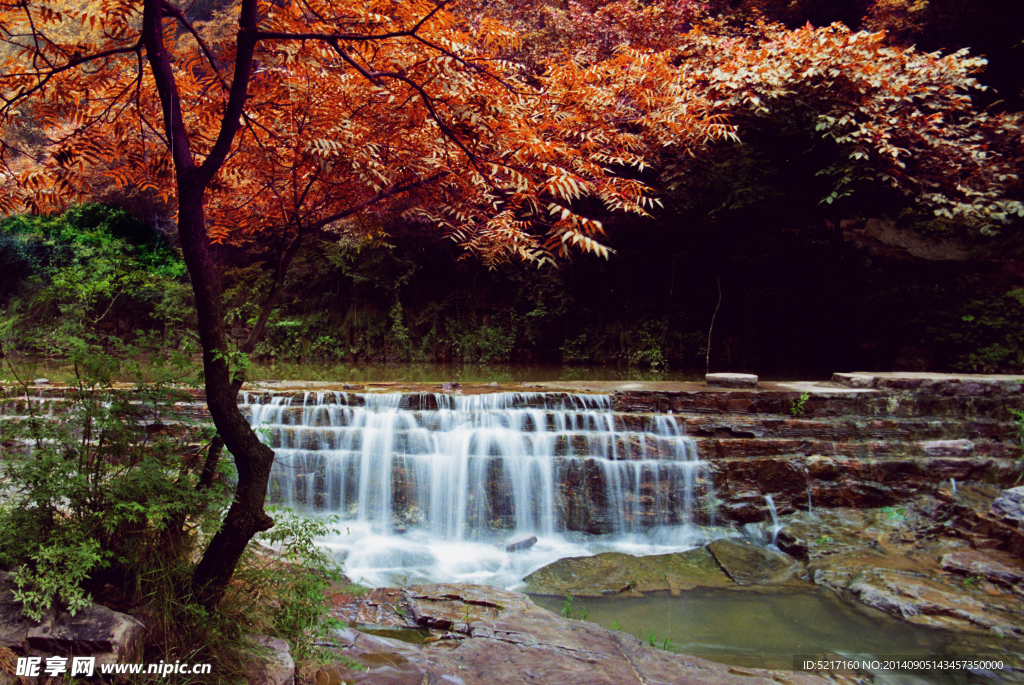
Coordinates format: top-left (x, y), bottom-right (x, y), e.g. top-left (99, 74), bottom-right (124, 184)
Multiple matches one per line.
top-left (0, 348), bottom-right (350, 682)
top-left (0, 205), bottom-right (193, 355)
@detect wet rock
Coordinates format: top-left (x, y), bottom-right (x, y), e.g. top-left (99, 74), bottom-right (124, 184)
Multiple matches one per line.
top-left (505, 534), bottom-right (537, 553)
top-left (776, 528), bottom-right (809, 561)
top-left (405, 585), bottom-right (524, 630)
top-left (522, 549), bottom-right (732, 596)
top-left (805, 455), bottom-right (839, 480)
top-left (705, 373), bottom-right (758, 388)
top-left (718, 490), bottom-right (771, 524)
top-left (707, 539), bottom-right (800, 586)
top-left (990, 486), bottom-right (1024, 527)
top-left (327, 584), bottom-right (831, 685)
top-left (940, 549), bottom-right (1024, 587)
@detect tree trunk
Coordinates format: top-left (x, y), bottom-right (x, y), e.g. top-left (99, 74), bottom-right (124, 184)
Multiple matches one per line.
top-left (140, 0), bottom-right (273, 609)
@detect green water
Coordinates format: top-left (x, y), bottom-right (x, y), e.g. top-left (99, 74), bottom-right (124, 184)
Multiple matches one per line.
top-left (532, 588), bottom-right (1022, 684)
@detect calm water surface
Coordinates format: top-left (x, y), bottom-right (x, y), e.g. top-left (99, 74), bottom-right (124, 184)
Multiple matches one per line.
top-left (532, 589), bottom-right (1021, 684)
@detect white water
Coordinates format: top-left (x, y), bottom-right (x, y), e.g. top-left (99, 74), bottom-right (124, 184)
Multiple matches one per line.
top-left (804, 466), bottom-right (814, 516)
top-left (242, 391), bottom-right (719, 588)
top-left (764, 494), bottom-right (782, 548)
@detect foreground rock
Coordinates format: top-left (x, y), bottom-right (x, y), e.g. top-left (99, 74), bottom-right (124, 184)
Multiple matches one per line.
top-left (326, 584), bottom-right (830, 685)
top-left (0, 574), bottom-right (145, 684)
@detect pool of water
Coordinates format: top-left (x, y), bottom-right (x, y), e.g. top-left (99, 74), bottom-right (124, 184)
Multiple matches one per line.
top-left (531, 589), bottom-right (1022, 684)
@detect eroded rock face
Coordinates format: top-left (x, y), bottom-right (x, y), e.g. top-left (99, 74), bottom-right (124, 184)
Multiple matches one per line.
top-left (791, 493), bottom-right (1024, 638)
top-left (324, 584), bottom-right (831, 685)
top-left (990, 486), bottom-right (1024, 527)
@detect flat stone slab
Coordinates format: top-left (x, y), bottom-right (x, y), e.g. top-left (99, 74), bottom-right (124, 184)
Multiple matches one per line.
top-left (833, 372), bottom-right (1024, 393)
top-left (706, 373), bottom-right (759, 388)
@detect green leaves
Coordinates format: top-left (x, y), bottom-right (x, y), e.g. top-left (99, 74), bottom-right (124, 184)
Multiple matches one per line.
top-left (12, 539), bottom-right (104, 622)
top-left (0, 359), bottom-right (228, 622)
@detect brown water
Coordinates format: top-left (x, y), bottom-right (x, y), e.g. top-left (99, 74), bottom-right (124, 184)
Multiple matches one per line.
top-left (3, 355), bottom-right (837, 385)
top-left (532, 588), bottom-right (1022, 684)
top-left (247, 361), bottom-right (706, 383)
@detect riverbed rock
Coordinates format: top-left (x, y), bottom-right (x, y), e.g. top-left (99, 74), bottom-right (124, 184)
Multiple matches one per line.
top-left (706, 373), bottom-right (759, 388)
top-left (505, 534), bottom-right (537, 553)
top-left (784, 494), bottom-right (1024, 638)
top-left (522, 549), bottom-right (732, 596)
top-left (775, 528), bottom-right (809, 561)
top-left (707, 539), bottom-right (800, 586)
top-left (324, 584), bottom-right (831, 685)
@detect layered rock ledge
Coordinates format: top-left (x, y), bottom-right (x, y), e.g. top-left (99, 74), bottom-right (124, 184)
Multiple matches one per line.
top-left (324, 584), bottom-right (832, 685)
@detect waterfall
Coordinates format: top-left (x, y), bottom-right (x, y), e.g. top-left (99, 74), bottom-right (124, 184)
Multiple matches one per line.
top-left (241, 391), bottom-right (717, 587)
top-left (804, 467), bottom-right (814, 516)
top-left (764, 494), bottom-right (782, 548)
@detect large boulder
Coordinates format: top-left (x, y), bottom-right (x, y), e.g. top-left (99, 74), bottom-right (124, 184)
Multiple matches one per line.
top-left (521, 549), bottom-right (732, 597)
top-left (0, 573), bottom-right (145, 682)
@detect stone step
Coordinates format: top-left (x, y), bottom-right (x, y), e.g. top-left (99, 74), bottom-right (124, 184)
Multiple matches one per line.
top-left (614, 387), bottom-right (1024, 420)
top-left (245, 405), bottom-right (1015, 445)
top-left (709, 454), bottom-right (1017, 523)
top-left (677, 414), bottom-right (1009, 441)
top-left (693, 436), bottom-right (1017, 461)
top-left (239, 391), bottom-right (610, 411)
top-left (264, 429), bottom-right (699, 460)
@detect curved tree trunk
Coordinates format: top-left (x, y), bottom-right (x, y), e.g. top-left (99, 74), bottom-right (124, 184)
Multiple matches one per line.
top-left (141, 0), bottom-right (275, 608)
top-left (176, 185), bottom-right (276, 607)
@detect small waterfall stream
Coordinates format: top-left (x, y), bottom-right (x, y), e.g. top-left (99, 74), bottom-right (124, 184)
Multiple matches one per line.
top-left (242, 391), bottom-right (718, 587)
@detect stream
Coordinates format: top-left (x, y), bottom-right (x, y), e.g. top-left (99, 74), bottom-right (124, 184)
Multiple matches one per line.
top-left (246, 389), bottom-right (1023, 684)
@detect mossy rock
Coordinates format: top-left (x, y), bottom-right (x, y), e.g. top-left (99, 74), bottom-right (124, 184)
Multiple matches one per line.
top-left (522, 548), bottom-right (732, 597)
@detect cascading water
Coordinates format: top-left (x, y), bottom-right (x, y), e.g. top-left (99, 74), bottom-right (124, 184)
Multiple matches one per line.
top-left (242, 391), bottom-right (717, 587)
top-left (764, 494), bottom-right (782, 548)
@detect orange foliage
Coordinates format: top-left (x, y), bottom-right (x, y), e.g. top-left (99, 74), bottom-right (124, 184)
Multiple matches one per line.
top-left (0, 0), bottom-right (733, 265)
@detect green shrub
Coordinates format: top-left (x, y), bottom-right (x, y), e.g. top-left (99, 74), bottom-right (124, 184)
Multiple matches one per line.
top-left (0, 348), bottom-right (354, 682)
